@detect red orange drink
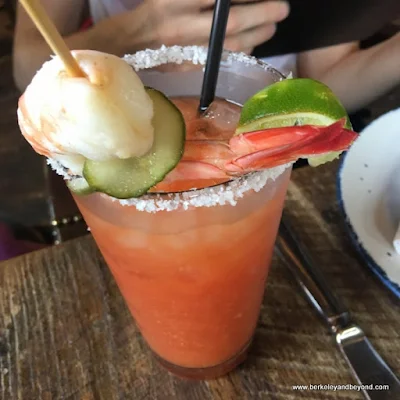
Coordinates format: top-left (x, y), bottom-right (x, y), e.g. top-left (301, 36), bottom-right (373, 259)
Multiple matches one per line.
top-left (70, 46), bottom-right (295, 378)
top-left (73, 95), bottom-right (292, 378)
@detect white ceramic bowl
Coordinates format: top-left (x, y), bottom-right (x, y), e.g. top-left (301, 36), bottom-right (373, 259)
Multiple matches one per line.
top-left (338, 107), bottom-right (400, 297)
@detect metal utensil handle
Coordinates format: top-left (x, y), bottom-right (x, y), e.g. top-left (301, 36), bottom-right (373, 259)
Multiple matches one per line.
top-left (276, 217), bottom-right (351, 332)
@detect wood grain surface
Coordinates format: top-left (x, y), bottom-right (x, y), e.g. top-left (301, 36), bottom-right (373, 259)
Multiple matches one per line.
top-left (0, 161), bottom-right (399, 400)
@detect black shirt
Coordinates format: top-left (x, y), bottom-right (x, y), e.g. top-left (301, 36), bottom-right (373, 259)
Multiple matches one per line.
top-left (252, 0), bottom-right (400, 58)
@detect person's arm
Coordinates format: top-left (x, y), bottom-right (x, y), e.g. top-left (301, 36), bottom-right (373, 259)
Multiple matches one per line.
top-left (13, 0), bottom-right (137, 91)
top-left (14, 0), bottom-right (288, 92)
top-left (297, 32), bottom-right (400, 113)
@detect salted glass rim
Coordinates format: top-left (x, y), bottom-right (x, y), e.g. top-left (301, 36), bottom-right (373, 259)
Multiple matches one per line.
top-left (50, 45), bottom-right (292, 212)
top-left (123, 45), bottom-right (286, 79)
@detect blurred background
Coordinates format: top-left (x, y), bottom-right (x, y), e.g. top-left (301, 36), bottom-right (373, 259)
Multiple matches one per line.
top-left (0, 1), bottom-right (399, 247)
top-left (0, 1), bottom-right (87, 245)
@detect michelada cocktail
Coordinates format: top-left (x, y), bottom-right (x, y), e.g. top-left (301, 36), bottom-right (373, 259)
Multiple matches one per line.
top-left (17, 46), bottom-right (357, 379)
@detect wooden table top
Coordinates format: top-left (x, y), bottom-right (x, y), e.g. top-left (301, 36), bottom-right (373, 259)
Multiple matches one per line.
top-left (0, 161), bottom-right (399, 400)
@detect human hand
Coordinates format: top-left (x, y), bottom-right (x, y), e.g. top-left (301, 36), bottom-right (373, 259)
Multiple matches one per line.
top-left (112, 0), bottom-right (290, 54)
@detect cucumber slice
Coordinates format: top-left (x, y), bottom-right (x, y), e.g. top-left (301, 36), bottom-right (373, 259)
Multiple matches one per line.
top-left (83, 88), bottom-right (185, 199)
top-left (66, 177), bottom-right (95, 195)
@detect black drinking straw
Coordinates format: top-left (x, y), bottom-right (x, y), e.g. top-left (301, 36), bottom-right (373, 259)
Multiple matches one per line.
top-left (198, 0), bottom-right (231, 113)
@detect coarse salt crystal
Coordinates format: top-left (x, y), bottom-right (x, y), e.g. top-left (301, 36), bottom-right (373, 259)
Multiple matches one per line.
top-left (51, 151), bottom-right (291, 213)
top-left (47, 158), bottom-right (71, 179)
top-left (123, 45), bottom-right (280, 77)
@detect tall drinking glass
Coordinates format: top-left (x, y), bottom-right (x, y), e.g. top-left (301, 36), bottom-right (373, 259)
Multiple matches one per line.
top-left (72, 46), bottom-right (292, 379)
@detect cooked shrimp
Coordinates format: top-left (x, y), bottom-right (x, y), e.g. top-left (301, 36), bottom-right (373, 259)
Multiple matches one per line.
top-left (152, 119), bottom-right (358, 192)
top-left (17, 50), bottom-right (154, 175)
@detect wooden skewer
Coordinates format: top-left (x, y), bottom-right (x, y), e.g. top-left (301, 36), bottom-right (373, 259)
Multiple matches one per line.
top-left (19, 0), bottom-right (85, 78)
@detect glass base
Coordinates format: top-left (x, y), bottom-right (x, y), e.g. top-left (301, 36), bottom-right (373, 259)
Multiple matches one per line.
top-left (153, 340), bottom-right (251, 380)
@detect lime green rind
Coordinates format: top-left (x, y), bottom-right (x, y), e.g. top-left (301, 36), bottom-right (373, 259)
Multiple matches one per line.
top-left (236, 78), bottom-right (353, 167)
top-left (238, 78), bottom-right (352, 131)
top-left (307, 151), bottom-right (342, 167)
top-left (235, 112), bottom-right (337, 134)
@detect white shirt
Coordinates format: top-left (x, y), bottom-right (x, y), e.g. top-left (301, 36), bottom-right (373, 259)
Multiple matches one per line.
top-left (88, 0), bottom-right (297, 77)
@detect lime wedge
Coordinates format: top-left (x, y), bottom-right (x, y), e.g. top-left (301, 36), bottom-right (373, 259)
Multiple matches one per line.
top-left (236, 78), bottom-right (353, 166)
